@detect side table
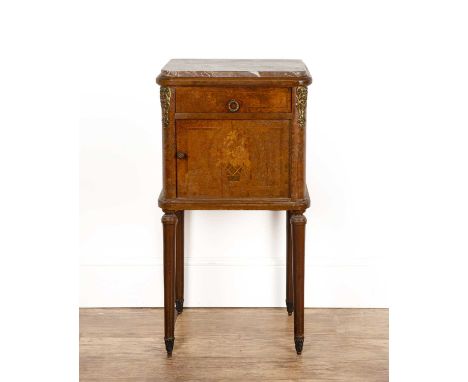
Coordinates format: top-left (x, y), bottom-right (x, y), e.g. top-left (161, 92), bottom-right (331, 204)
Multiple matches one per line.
top-left (156, 59), bottom-right (312, 355)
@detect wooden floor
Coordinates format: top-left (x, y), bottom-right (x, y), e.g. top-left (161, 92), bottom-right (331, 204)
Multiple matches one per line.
top-left (80, 308), bottom-right (388, 382)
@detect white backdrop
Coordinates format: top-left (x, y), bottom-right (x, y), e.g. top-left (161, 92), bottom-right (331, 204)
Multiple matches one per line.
top-left (79, 1), bottom-right (391, 308)
top-left (4, 0), bottom-right (468, 380)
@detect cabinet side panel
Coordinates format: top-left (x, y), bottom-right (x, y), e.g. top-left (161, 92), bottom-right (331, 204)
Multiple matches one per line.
top-left (290, 86), bottom-right (307, 200)
top-left (161, 86), bottom-right (177, 199)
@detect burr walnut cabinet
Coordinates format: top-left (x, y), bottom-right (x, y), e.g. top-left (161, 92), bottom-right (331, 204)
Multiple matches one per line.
top-left (156, 59), bottom-right (312, 355)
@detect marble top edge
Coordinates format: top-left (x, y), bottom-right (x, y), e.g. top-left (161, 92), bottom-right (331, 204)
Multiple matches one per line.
top-left (160, 59), bottom-right (311, 78)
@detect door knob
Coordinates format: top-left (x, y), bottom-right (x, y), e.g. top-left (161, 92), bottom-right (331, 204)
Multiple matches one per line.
top-left (176, 151), bottom-right (187, 159)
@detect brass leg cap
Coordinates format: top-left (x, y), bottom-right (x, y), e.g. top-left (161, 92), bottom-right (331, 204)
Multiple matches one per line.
top-left (295, 337), bottom-right (304, 355)
top-left (175, 299), bottom-right (184, 314)
top-left (165, 337), bottom-right (174, 355)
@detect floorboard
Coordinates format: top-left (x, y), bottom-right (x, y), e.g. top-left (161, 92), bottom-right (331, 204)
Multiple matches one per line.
top-left (80, 308), bottom-right (388, 381)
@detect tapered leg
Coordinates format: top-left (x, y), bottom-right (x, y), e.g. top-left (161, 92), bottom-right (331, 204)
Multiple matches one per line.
top-left (291, 211), bottom-right (306, 355)
top-left (162, 211), bottom-right (177, 355)
top-left (286, 211), bottom-right (294, 315)
top-left (175, 210), bottom-right (184, 314)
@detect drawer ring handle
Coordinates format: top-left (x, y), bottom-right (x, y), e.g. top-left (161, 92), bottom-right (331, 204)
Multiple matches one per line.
top-left (227, 99), bottom-right (240, 112)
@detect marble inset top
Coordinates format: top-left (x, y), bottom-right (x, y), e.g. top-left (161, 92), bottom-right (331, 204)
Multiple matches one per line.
top-left (160, 59), bottom-right (311, 78)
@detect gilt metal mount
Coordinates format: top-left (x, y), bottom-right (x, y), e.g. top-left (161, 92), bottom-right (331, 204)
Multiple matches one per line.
top-left (160, 87), bottom-right (171, 128)
top-left (296, 86), bottom-right (308, 129)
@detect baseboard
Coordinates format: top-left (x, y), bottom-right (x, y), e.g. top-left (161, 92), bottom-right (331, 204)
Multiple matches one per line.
top-left (80, 263), bottom-right (387, 308)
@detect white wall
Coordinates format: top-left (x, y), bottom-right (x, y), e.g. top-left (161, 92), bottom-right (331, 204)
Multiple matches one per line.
top-left (80, 1), bottom-right (389, 308)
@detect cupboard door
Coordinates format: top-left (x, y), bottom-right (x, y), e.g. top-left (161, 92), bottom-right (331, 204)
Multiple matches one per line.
top-left (176, 120), bottom-right (290, 198)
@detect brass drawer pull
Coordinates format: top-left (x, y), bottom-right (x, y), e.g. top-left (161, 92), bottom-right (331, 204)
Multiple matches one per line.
top-left (176, 151), bottom-right (187, 159)
top-left (227, 99), bottom-right (240, 112)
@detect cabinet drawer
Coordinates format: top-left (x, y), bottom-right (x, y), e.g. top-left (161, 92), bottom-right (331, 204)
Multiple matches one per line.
top-left (176, 87), bottom-right (291, 113)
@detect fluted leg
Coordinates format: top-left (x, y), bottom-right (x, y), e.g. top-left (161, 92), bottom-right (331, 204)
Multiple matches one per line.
top-left (291, 211), bottom-right (306, 354)
top-left (162, 211), bottom-right (177, 355)
top-left (286, 211), bottom-right (294, 315)
top-left (175, 210), bottom-right (184, 314)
